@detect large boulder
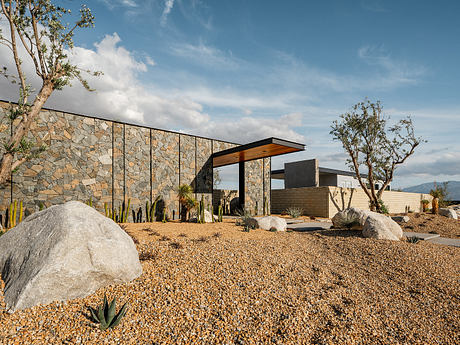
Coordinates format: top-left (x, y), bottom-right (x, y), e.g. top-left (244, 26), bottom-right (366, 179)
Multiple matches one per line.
top-left (439, 208), bottom-right (458, 220)
top-left (0, 201), bottom-right (142, 311)
top-left (252, 216), bottom-right (287, 231)
top-left (362, 213), bottom-right (403, 241)
top-left (331, 208), bottom-right (372, 229)
top-left (332, 207), bottom-right (403, 241)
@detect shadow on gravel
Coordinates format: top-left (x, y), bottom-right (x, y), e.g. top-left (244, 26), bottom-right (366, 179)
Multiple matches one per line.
top-left (314, 229), bottom-right (364, 238)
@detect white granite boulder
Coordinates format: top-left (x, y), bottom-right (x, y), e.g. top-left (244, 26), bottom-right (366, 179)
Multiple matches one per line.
top-left (362, 213), bottom-right (403, 241)
top-left (0, 201), bottom-right (142, 311)
top-left (331, 208), bottom-right (372, 229)
top-left (253, 216), bottom-right (287, 231)
top-left (439, 208), bottom-right (458, 220)
top-left (332, 207), bottom-right (403, 241)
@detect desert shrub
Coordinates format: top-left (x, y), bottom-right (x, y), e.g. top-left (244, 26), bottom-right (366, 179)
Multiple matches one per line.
top-left (212, 232), bottom-right (222, 238)
top-left (169, 241), bottom-right (183, 249)
top-left (339, 213), bottom-right (361, 229)
top-left (406, 236), bottom-right (420, 244)
top-left (235, 208), bottom-right (257, 230)
top-left (138, 247), bottom-right (158, 261)
top-left (371, 199), bottom-right (389, 214)
top-left (430, 182), bottom-right (450, 208)
top-left (178, 233), bottom-right (187, 237)
top-left (285, 207), bottom-right (303, 218)
top-left (159, 235), bottom-right (170, 241)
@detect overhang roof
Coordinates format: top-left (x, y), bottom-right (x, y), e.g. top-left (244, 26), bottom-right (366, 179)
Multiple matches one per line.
top-left (212, 137), bottom-right (305, 168)
top-left (270, 166), bottom-right (368, 179)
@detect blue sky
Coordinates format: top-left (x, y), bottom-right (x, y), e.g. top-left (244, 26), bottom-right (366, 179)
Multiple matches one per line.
top-left (1, 0), bottom-right (459, 189)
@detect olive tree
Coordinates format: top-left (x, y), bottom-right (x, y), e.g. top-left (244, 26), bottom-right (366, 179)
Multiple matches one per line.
top-left (0, 0), bottom-right (100, 187)
top-left (330, 99), bottom-right (424, 213)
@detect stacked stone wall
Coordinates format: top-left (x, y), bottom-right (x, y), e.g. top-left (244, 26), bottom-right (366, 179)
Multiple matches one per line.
top-left (0, 102), bottom-right (271, 222)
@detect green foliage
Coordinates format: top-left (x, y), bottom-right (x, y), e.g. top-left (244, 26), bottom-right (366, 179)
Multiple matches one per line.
top-left (235, 208), bottom-right (256, 230)
top-left (197, 195), bottom-right (205, 224)
top-left (132, 207), bottom-right (143, 223)
top-left (0, 1), bottom-right (101, 181)
top-left (86, 197), bottom-right (93, 208)
top-left (218, 204), bottom-right (223, 222)
top-left (421, 199), bottom-right (430, 205)
top-left (406, 236), bottom-right (420, 244)
top-left (376, 199), bottom-right (389, 214)
top-left (177, 184), bottom-right (194, 221)
top-left (285, 207), bottom-right (303, 218)
top-left (105, 199), bottom-right (130, 223)
top-left (330, 98), bottom-right (424, 213)
top-left (430, 182), bottom-right (450, 207)
top-left (89, 295), bottom-right (128, 331)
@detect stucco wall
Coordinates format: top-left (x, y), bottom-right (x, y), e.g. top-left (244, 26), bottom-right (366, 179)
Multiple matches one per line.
top-left (0, 102), bottom-right (270, 221)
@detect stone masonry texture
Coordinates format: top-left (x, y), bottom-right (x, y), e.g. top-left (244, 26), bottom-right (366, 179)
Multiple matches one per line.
top-left (0, 102), bottom-right (270, 221)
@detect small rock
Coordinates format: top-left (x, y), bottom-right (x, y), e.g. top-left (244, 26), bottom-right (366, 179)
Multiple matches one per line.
top-left (391, 216), bottom-right (410, 223)
top-left (251, 216), bottom-right (287, 231)
top-left (439, 208), bottom-right (458, 220)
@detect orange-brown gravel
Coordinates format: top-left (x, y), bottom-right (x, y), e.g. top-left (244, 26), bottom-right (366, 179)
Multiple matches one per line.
top-left (0, 220), bottom-right (458, 344)
top-left (396, 212), bottom-right (460, 239)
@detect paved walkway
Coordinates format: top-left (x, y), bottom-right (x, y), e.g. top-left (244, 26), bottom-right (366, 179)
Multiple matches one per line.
top-left (286, 222), bottom-right (460, 247)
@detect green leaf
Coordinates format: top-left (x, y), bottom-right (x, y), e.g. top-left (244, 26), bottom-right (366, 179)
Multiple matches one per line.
top-left (103, 294), bottom-right (109, 320)
top-left (97, 305), bottom-right (108, 330)
top-left (88, 307), bottom-right (99, 322)
top-left (110, 303), bottom-right (128, 328)
top-left (106, 297), bottom-right (117, 325)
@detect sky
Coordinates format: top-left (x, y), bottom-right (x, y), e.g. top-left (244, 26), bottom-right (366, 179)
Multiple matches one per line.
top-left (1, 0), bottom-right (459, 190)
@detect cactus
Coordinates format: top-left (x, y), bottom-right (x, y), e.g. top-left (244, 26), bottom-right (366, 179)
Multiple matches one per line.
top-left (209, 205), bottom-right (214, 223)
top-left (218, 205), bottom-right (223, 222)
top-left (86, 197), bottom-right (93, 208)
top-left (39, 202), bottom-right (45, 211)
top-left (18, 201), bottom-right (23, 224)
top-left (145, 201), bottom-right (150, 223)
top-left (104, 203), bottom-right (109, 217)
top-left (200, 196), bottom-right (205, 224)
top-left (89, 294), bottom-right (128, 331)
top-left (4, 207), bottom-right (9, 229)
top-left (254, 201), bottom-right (258, 216)
top-left (162, 208), bottom-right (167, 223)
top-left (137, 207), bottom-right (142, 223)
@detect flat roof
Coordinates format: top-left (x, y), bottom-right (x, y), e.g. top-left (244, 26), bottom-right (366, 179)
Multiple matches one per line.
top-left (270, 166), bottom-right (368, 179)
top-left (212, 137), bottom-right (305, 168)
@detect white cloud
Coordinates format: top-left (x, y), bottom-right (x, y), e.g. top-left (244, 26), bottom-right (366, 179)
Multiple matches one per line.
top-left (170, 41), bottom-right (241, 69)
top-left (190, 112), bottom-right (305, 144)
top-left (161, 0), bottom-right (175, 26)
top-left (358, 45), bottom-right (426, 86)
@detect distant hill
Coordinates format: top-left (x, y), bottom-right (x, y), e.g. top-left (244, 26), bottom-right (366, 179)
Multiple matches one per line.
top-left (402, 181), bottom-right (460, 200)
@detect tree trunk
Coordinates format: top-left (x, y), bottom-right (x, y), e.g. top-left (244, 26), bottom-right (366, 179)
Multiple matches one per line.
top-left (0, 82), bottom-right (53, 187)
top-left (180, 205), bottom-right (187, 222)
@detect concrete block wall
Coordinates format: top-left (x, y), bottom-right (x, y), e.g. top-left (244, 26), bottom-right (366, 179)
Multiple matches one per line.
top-left (271, 185), bottom-right (433, 218)
top-left (327, 187), bottom-right (432, 217)
top-left (0, 101), bottom-right (270, 221)
top-left (271, 187), bottom-right (331, 218)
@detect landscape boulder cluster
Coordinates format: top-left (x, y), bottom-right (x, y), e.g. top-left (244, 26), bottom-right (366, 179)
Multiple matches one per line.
top-left (332, 207), bottom-right (403, 241)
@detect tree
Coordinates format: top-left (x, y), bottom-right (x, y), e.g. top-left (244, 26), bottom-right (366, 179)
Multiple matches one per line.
top-left (0, 0), bottom-right (100, 187)
top-left (330, 99), bottom-right (424, 213)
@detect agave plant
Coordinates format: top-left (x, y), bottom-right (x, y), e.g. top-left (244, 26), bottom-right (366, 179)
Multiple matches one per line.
top-left (89, 295), bottom-right (128, 331)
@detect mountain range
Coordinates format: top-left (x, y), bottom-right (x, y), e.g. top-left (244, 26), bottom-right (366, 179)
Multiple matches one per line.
top-left (402, 181), bottom-right (460, 200)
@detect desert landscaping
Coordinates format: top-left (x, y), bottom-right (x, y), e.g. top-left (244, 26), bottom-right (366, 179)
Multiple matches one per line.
top-left (0, 209), bottom-right (458, 344)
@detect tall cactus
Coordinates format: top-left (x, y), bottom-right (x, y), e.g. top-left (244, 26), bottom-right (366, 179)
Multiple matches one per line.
top-left (104, 203), bottom-right (109, 217)
top-left (218, 204), bottom-right (223, 222)
top-left (145, 201), bottom-right (150, 223)
top-left (18, 201), bottom-right (23, 224)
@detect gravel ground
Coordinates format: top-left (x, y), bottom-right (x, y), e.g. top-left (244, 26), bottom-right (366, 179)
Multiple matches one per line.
top-left (0, 220), bottom-right (458, 344)
top-left (397, 212), bottom-right (460, 239)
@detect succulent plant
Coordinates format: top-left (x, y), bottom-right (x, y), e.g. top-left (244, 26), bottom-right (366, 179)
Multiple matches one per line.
top-left (218, 205), bottom-right (223, 222)
top-left (89, 295), bottom-right (128, 331)
top-left (162, 208), bottom-right (167, 223)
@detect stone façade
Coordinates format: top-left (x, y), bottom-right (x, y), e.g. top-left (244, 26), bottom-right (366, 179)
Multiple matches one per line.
top-left (0, 102), bottom-right (269, 220)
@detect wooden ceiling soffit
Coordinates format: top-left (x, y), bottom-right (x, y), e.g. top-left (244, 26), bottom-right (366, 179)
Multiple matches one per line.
top-left (212, 138), bottom-right (305, 168)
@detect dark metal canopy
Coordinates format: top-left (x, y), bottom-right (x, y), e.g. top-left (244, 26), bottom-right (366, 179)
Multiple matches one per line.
top-left (212, 137), bottom-right (305, 168)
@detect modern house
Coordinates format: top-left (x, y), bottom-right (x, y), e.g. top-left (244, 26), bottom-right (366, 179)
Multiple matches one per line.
top-left (271, 159), bottom-right (390, 190)
top-left (0, 100), bottom-right (304, 219)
